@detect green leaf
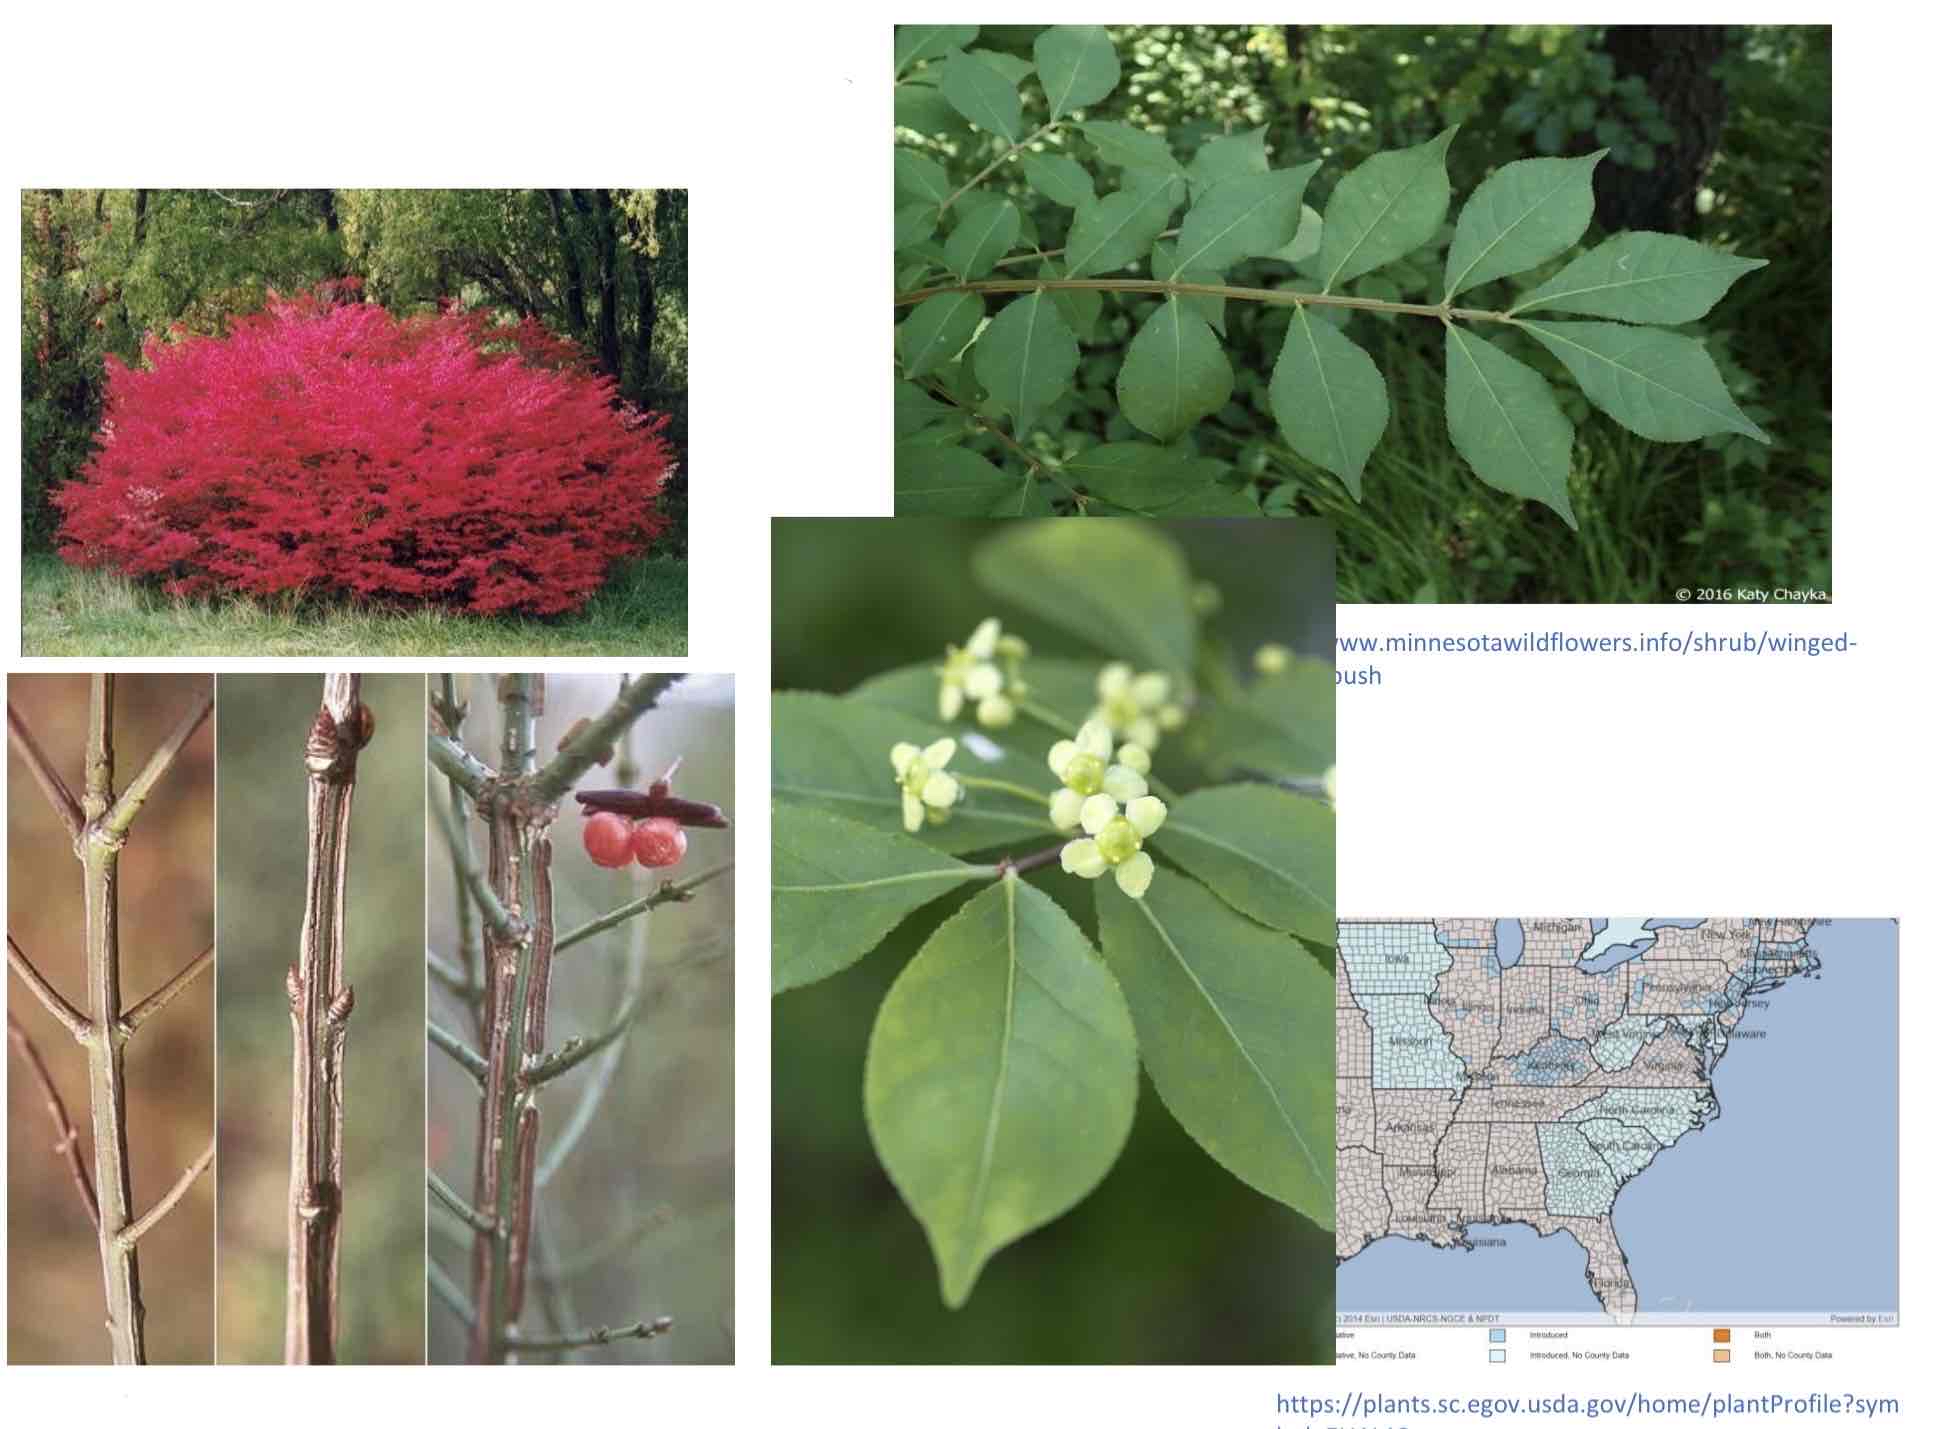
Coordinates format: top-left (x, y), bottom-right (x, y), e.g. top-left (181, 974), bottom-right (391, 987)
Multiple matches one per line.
top-left (1095, 868), bottom-right (1334, 1225)
top-left (1517, 319), bottom-right (1770, 444)
top-left (1171, 162), bottom-right (1319, 277)
top-left (897, 292), bottom-right (983, 379)
top-left (942, 49), bottom-right (1024, 142)
top-left (1317, 126), bottom-right (1457, 290)
top-left (1065, 441), bottom-right (1208, 511)
top-left (866, 874), bottom-right (1138, 1307)
top-left (773, 693), bottom-right (1057, 854)
top-left (1266, 203), bottom-right (1322, 264)
top-left (1022, 152), bottom-right (1098, 209)
top-left (1183, 658), bottom-right (1336, 780)
top-left (772, 802), bottom-right (988, 994)
top-left (945, 196), bottom-right (1021, 281)
top-left (1116, 298), bottom-right (1233, 442)
top-left (1041, 261), bottom-right (1102, 340)
top-left (968, 49), bottom-right (1035, 86)
top-left (894, 380), bottom-right (954, 438)
top-left (1442, 151), bottom-right (1603, 301)
top-left (1269, 306), bottom-right (1388, 500)
top-left (1151, 242), bottom-right (1223, 333)
top-left (895, 149), bottom-right (952, 205)
top-left (1063, 174), bottom-right (1186, 278)
top-left (895, 85), bottom-right (965, 139)
top-left (894, 202), bottom-right (937, 250)
top-left (972, 521), bottom-right (1197, 678)
top-left (990, 470), bottom-right (1049, 516)
top-left (1189, 124), bottom-right (1271, 194)
top-left (1147, 480), bottom-right (1262, 517)
top-left (896, 25), bottom-right (979, 75)
top-left (972, 290), bottom-right (1081, 436)
top-left (1510, 231), bottom-right (1769, 323)
top-left (1445, 324), bottom-right (1576, 526)
top-left (1080, 120), bottom-right (1184, 177)
top-left (895, 439), bottom-right (1018, 516)
top-left (1150, 784), bottom-right (1335, 946)
top-left (1034, 25), bottom-right (1120, 117)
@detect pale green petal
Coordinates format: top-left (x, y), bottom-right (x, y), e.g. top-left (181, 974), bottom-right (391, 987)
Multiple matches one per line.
top-left (1076, 719), bottom-right (1114, 759)
top-left (922, 770), bottom-right (961, 809)
top-left (922, 737), bottom-right (958, 768)
top-left (1126, 795), bottom-right (1167, 839)
top-left (977, 694), bottom-right (1015, 728)
top-left (1132, 672), bottom-right (1171, 707)
top-left (1047, 739), bottom-right (1079, 781)
top-left (1117, 743), bottom-right (1151, 774)
top-left (1115, 852), bottom-right (1155, 899)
top-left (938, 683), bottom-right (962, 721)
top-left (1050, 788), bottom-right (1086, 830)
top-left (891, 741), bottom-right (921, 776)
top-left (967, 617), bottom-right (1001, 659)
top-left (1080, 793), bottom-right (1118, 835)
top-left (1061, 839), bottom-right (1107, 878)
top-left (1096, 664), bottom-right (1132, 700)
top-left (963, 663), bottom-right (1004, 700)
top-left (1103, 765), bottom-right (1148, 803)
top-left (902, 790), bottom-right (925, 833)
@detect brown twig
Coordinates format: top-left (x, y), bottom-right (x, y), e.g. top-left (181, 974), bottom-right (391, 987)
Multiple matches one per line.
top-left (8, 931), bottom-right (90, 1042)
top-left (120, 1140), bottom-right (214, 1246)
top-left (285, 674), bottom-right (369, 1364)
top-left (121, 943), bottom-right (213, 1037)
top-left (8, 704), bottom-right (84, 841)
top-left (7, 1011), bottom-right (99, 1229)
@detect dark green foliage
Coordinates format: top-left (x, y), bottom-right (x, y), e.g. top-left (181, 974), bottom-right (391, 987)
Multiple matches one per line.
top-left (897, 25), bottom-right (1828, 602)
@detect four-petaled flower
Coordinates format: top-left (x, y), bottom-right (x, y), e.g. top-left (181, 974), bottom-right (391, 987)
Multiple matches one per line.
top-left (1092, 662), bottom-right (1184, 751)
top-left (1060, 793), bottom-right (1168, 899)
top-left (1045, 719), bottom-right (1151, 831)
top-left (890, 738), bottom-right (961, 833)
top-left (937, 618), bottom-right (1029, 728)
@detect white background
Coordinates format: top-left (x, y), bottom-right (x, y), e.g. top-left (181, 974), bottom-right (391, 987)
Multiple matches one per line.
top-left (2, 2), bottom-right (1952, 1425)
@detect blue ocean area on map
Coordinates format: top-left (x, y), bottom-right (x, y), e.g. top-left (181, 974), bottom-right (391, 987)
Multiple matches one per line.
top-left (1337, 1224), bottom-right (1599, 1315)
top-left (1337, 918), bottom-right (1899, 1319)
top-left (1610, 919), bottom-right (1898, 1314)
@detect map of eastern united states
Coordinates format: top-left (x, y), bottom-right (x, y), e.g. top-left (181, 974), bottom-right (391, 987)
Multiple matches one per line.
top-left (1335, 918), bottom-right (1820, 1324)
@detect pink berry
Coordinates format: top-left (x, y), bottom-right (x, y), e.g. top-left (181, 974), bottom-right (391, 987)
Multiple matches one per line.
top-left (582, 812), bottom-right (635, 868)
top-left (632, 817), bottom-right (687, 868)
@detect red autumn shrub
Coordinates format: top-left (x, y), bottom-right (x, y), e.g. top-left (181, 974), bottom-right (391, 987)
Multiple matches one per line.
top-left (54, 280), bottom-right (672, 616)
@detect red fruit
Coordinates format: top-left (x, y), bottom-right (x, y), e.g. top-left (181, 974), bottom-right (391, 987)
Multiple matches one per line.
top-left (582, 811), bottom-right (635, 868)
top-left (632, 817), bottom-right (687, 868)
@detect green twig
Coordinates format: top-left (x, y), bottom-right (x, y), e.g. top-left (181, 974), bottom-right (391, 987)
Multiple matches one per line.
top-left (554, 864), bottom-right (732, 956)
top-left (895, 276), bottom-right (1514, 324)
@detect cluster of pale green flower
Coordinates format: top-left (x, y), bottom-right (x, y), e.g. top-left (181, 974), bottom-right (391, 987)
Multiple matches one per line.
top-left (887, 617), bottom-right (1192, 900)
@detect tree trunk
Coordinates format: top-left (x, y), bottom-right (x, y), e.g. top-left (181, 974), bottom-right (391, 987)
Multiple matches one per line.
top-left (546, 190), bottom-right (588, 339)
top-left (632, 248), bottom-right (656, 401)
top-left (1591, 26), bottom-right (1730, 234)
top-left (589, 190), bottom-right (621, 379)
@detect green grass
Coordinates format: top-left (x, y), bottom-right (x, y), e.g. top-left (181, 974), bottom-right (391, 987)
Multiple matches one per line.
top-left (19, 553), bottom-right (687, 656)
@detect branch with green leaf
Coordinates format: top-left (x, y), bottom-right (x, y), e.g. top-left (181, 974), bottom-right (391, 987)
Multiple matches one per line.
top-left (772, 521), bottom-right (1335, 1307)
top-left (895, 24), bottom-right (1768, 525)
